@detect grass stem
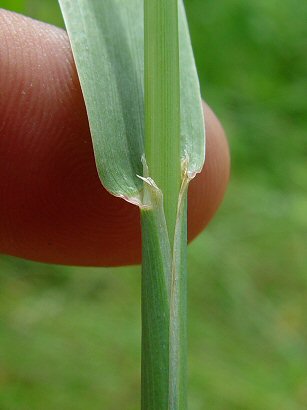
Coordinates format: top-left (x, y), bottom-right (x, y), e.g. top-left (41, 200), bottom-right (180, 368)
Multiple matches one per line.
top-left (142, 0), bottom-right (187, 408)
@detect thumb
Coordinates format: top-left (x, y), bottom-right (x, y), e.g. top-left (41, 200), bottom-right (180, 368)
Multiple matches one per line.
top-left (0, 10), bottom-right (229, 266)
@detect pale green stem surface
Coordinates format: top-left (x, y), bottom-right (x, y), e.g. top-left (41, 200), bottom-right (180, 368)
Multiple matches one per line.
top-left (144, 0), bottom-right (181, 242)
top-left (142, 0), bottom-right (188, 409)
top-left (141, 207), bottom-right (171, 409)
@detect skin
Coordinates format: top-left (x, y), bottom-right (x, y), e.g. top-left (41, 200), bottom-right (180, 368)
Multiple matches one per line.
top-left (0, 9), bottom-right (230, 267)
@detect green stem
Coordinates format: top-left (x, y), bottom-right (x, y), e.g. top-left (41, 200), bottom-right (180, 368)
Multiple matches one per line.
top-left (142, 0), bottom-right (187, 409)
top-left (141, 190), bottom-right (188, 410)
top-left (141, 207), bottom-right (171, 410)
top-left (144, 0), bottom-right (181, 243)
top-left (169, 187), bottom-right (188, 409)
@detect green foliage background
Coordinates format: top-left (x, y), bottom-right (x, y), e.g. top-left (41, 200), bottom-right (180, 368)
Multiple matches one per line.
top-left (1, 0), bottom-right (306, 408)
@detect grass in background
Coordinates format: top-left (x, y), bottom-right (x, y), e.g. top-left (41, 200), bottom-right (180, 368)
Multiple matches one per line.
top-left (1, 0), bottom-right (307, 408)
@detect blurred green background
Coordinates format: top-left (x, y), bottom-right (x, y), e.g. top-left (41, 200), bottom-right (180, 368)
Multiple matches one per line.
top-left (1, 0), bottom-right (306, 408)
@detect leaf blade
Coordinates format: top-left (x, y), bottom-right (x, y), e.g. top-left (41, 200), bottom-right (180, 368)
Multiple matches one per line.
top-left (58, 0), bottom-right (205, 202)
top-left (59, 0), bottom-right (144, 201)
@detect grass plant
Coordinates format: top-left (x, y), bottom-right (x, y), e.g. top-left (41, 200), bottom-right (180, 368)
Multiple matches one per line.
top-left (1, 0), bottom-right (307, 408)
top-left (58, 0), bottom-right (205, 408)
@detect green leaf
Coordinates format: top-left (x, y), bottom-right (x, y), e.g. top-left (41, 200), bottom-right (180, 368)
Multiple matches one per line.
top-left (179, 1), bottom-right (206, 177)
top-left (58, 0), bottom-right (205, 203)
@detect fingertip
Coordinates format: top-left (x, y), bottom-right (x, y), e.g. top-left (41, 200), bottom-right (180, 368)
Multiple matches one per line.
top-left (0, 10), bottom-right (229, 266)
